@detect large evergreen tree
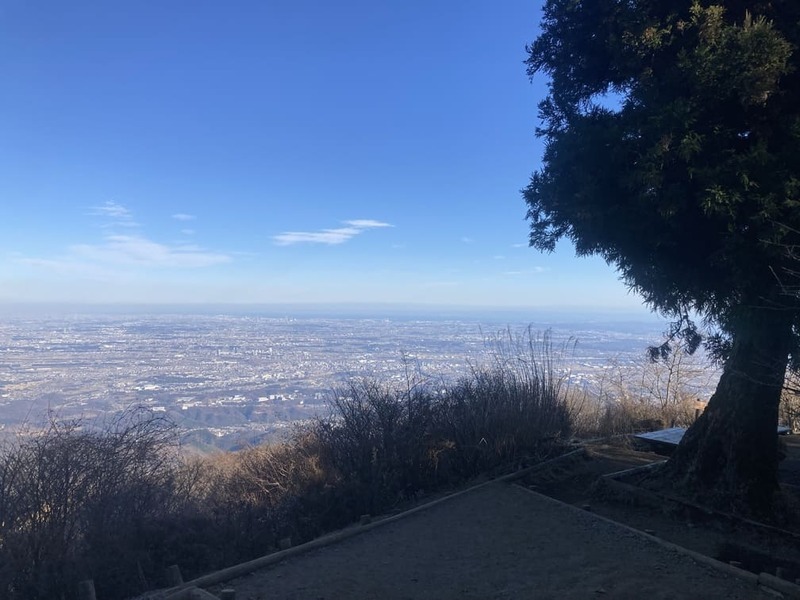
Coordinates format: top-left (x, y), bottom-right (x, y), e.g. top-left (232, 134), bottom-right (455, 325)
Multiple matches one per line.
top-left (524, 0), bottom-right (800, 514)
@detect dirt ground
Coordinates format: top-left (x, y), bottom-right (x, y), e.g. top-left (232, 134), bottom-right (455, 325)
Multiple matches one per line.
top-left (523, 438), bottom-right (800, 581)
top-left (209, 480), bottom-right (770, 600)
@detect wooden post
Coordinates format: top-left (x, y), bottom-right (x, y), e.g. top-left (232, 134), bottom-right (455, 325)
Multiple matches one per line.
top-left (78, 580), bottom-right (97, 600)
top-left (166, 564), bottom-right (184, 586)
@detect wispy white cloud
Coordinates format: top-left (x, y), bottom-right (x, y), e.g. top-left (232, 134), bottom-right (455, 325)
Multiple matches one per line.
top-left (274, 219), bottom-right (393, 246)
top-left (102, 219), bottom-right (139, 228)
top-left (70, 235), bottom-right (230, 268)
top-left (17, 204), bottom-right (231, 277)
top-left (181, 229), bottom-right (195, 236)
top-left (503, 267), bottom-right (549, 276)
top-left (274, 227), bottom-right (360, 246)
top-left (512, 243), bottom-right (528, 248)
top-left (461, 237), bottom-right (474, 244)
top-left (172, 213), bottom-right (196, 221)
top-left (16, 257), bottom-right (114, 278)
top-left (89, 201), bottom-right (132, 219)
top-left (344, 219), bottom-right (391, 229)
top-left (89, 201), bottom-right (139, 228)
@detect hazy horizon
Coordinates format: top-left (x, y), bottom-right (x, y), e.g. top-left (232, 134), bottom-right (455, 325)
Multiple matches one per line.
top-left (0, 300), bottom-right (663, 323)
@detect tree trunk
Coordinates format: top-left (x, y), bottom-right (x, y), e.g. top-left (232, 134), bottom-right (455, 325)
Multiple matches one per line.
top-left (661, 301), bottom-right (793, 516)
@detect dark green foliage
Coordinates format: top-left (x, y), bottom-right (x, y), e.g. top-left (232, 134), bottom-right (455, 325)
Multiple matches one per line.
top-left (526, 1), bottom-right (800, 326)
top-left (524, 1), bottom-right (800, 513)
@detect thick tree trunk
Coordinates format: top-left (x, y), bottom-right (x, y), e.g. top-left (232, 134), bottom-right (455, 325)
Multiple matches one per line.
top-left (661, 301), bottom-right (793, 516)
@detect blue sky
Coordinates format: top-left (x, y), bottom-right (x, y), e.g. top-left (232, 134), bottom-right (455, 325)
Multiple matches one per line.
top-left (0, 0), bottom-right (651, 312)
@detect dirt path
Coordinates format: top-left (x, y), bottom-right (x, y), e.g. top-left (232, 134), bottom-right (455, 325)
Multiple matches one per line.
top-left (210, 482), bottom-right (767, 600)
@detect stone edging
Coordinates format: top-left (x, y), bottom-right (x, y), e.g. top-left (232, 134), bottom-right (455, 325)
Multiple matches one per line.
top-left (600, 468), bottom-right (800, 542)
top-left (513, 483), bottom-right (800, 599)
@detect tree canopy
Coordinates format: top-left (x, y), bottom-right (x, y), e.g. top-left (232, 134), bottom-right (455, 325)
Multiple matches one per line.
top-left (524, 1), bottom-right (800, 514)
top-left (526, 0), bottom-right (800, 329)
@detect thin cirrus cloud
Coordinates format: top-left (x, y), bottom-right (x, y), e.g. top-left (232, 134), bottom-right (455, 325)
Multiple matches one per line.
top-left (17, 256), bottom-right (114, 278)
top-left (273, 219), bottom-right (393, 246)
top-left (89, 201), bottom-right (132, 219)
top-left (70, 235), bottom-right (230, 268)
top-left (503, 267), bottom-right (549, 276)
top-left (89, 201), bottom-right (138, 227)
top-left (17, 236), bottom-right (230, 277)
top-left (172, 213), bottom-right (196, 221)
top-left (19, 203), bottom-right (230, 275)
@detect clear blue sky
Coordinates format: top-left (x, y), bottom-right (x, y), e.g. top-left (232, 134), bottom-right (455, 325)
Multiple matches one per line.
top-left (0, 0), bottom-right (650, 312)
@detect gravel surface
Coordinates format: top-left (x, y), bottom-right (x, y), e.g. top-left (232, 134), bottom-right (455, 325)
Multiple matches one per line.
top-left (211, 482), bottom-right (769, 600)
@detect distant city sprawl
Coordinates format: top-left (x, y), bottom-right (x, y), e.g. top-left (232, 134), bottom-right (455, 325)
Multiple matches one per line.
top-left (0, 310), bottom-right (715, 450)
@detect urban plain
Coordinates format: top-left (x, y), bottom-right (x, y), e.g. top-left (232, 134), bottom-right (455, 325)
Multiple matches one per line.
top-left (0, 307), bottom-right (682, 451)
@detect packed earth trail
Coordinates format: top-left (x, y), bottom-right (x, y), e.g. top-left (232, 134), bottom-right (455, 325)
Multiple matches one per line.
top-left (204, 482), bottom-right (770, 600)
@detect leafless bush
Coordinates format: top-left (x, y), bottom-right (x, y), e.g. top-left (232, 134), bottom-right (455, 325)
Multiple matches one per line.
top-left (0, 408), bottom-right (179, 600)
top-left (454, 328), bottom-right (573, 457)
top-left (188, 431), bottom-right (334, 557)
top-left (781, 372), bottom-right (800, 432)
top-left (312, 329), bottom-right (572, 516)
top-left (312, 378), bottom-right (436, 516)
top-left (435, 365), bottom-right (570, 476)
top-left (569, 347), bottom-right (716, 438)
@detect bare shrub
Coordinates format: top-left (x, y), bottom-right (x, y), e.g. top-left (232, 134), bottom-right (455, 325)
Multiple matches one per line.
top-left (0, 408), bottom-right (179, 600)
top-left (188, 431), bottom-right (334, 559)
top-left (312, 329), bottom-right (572, 516)
top-left (435, 365), bottom-right (570, 476)
top-left (781, 372), bottom-right (800, 432)
top-left (312, 378), bottom-right (436, 516)
top-left (570, 347), bottom-right (716, 438)
top-left (455, 328), bottom-right (573, 459)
